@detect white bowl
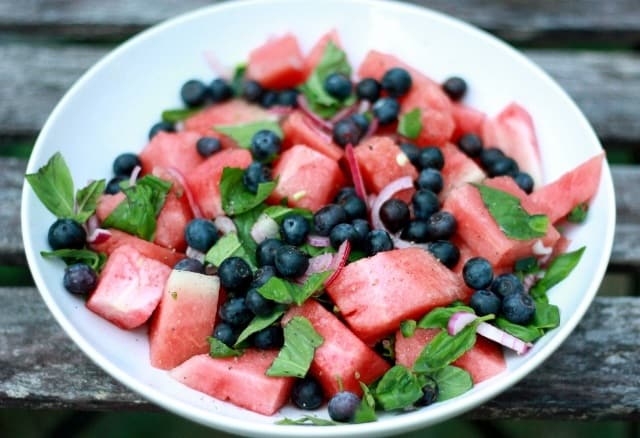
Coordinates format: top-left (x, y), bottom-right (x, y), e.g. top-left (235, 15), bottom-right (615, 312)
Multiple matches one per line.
top-left (21, 0), bottom-right (615, 436)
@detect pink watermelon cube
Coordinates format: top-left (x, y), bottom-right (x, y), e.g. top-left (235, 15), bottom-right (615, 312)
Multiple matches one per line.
top-left (170, 350), bottom-right (295, 416)
top-left (303, 30), bottom-right (342, 79)
top-left (440, 142), bottom-right (486, 198)
top-left (326, 247), bottom-right (465, 344)
top-left (149, 270), bottom-right (220, 370)
top-left (184, 100), bottom-right (274, 138)
top-left (354, 136), bottom-right (418, 194)
top-left (413, 107), bottom-right (455, 147)
top-left (451, 103), bottom-right (486, 141)
top-left (87, 244), bottom-right (171, 329)
top-left (90, 229), bottom-right (185, 267)
top-left (246, 34), bottom-right (305, 89)
top-left (283, 300), bottom-right (390, 397)
top-left (139, 131), bottom-right (204, 176)
top-left (281, 110), bottom-right (344, 161)
top-left (269, 144), bottom-right (345, 212)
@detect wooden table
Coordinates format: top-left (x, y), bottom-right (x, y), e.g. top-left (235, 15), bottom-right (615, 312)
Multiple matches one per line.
top-left (1, 0), bottom-right (639, 426)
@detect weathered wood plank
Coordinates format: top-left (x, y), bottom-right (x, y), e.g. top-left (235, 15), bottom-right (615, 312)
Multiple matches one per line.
top-left (0, 0), bottom-right (638, 45)
top-left (0, 287), bottom-right (637, 419)
top-left (0, 43), bottom-right (639, 146)
top-left (0, 157), bottom-right (27, 266)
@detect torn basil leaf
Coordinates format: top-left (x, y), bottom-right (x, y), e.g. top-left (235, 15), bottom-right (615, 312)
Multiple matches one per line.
top-left (266, 316), bottom-right (323, 378)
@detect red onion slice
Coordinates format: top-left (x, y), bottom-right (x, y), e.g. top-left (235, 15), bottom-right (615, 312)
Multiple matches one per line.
top-left (202, 50), bottom-right (230, 78)
top-left (329, 103), bottom-right (359, 124)
top-left (296, 252), bottom-right (335, 284)
top-left (214, 216), bottom-right (237, 235)
top-left (166, 167), bottom-right (204, 219)
top-left (297, 94), bottom-right (333, 130)
top-left (186, 246), bottom-right (205, 263)
top-left (300, 113), bottom-right (332, 143)
top-left (129, 165), bottom-right (142, 186)
top-left (345, 144), bottom-right (367, 200)
top-left (358, 100), bottom-right (371, 114)
top-left (87, 228), bottom-right (112, 244)
top-left (448, 311), bottom-right (532, 355)
top-left (363, 116), bottom-right (379, 139)
top-left (307, 235), bottom-right (331, 247)
top-left (325, 240), bottom-right (351, 287)
top-left (448, 312), bottom-right (479, 335)
top-left (370, 176), bottom-right (414, 231)
top-left (267, 106), bottom-right (294, 117)
top-left (250, 213), bottom-right (280, 244)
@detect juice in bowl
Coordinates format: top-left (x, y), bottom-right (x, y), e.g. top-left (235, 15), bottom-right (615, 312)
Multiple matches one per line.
top-left (21, 1), bottom-right (615, 436)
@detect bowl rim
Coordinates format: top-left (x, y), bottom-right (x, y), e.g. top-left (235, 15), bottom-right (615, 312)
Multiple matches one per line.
top-left (21, 0), bottom-right (616, 436)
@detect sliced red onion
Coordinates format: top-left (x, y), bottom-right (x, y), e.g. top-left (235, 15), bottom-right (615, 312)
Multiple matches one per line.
top-left (523, 271), bottom-right (545, 292)
top-left (307, 235), bottom-right (331, 247)
top-left (202, 50), bottom-right (230, 78)
top-left (250, 213), bottom-right (279, 244)
top-left (448, 311), bottom-right (532, 355)
top-left (532, 240), bottom-right (552, 256)
top-left (129, 165), bottom-right (142, 186)
top-left (214, 215), bottom-right (237, 235)
top-left (325, 240), bottom-right (351, 287)
top-left (87, 228), bottom-right (112, 244)
top-left (300, 113), bottom-right (332, 143)
top-left (297, 94), bottom-right (333, 131)
top-left (329, 103), bottom-right (359, 124)
top-left (166, 167), bottom-right (204, 219)
top-left (363, 116), bottom-right (379, 139)
top-left (296, 252), bottom-right (335, 284)
top-left (267, 106), bottom-right (294, 117)
top-left (370, 176), bottom-right (414, 231)
top-left (358, 100), bottom-right (371, 114)
top-left (390, 234), bottom-right (430, 251)
top-left (174, 121), bottom-right (185, 132)
top-left (186, 246), bottom-right (205, 263)
top-left (345, 144), bottom-right (367, 200)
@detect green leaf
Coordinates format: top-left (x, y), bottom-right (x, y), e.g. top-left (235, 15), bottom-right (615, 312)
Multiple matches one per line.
top-left (220, 167), bottom-right (277, 215)
top-left (413, 326), bottom-right (477, 374)
top-left (257, 272), bottom-right (332, 306)
top-left (214, 120), bottom-right (283, 149)
top-left (161, 107), bottom-right (201, 123)
top-left (397, 108), bottom-right (422, 139)
top-left (417, 305), bottom-right (475, 330)
top-left (431, 366), bottom-right (473, 401)
top-left (532, 301), bottom-right (560, 330)
top-left (74, 179), bottom-right (106, 223)
top-left (266, 316), bottom-right (323, 378)
top-left (400, 320), bottom-right (417, 338)
top-left (347, 249), bottom-right (367, 263)
top-left (232, 206), bottom-right (265, 267)
top-left (513, 256), bottom-right (540, 277)
top-left (235, 307), bottom-right (285, 347)
top-left (276, 416), bottom-right (338, 426)
top-left (207, 336), bottom-right (243, 358)
top-left (262, 205), bottom-right (313, 223)
top-left (374, 365), bottom-right (423, 411)
top-left (204, 232), bottom-right (254, 268)
top-left (530, 247), bottom-right (585, 300)
top-left (494, 317), bottom-right (543, 342)
top-left (299, 242), bottom-right (336, 257)
top-left (231, 63), bottom-right (247, 96)
top-left (353, 382), bottom-right (377, 423)
top-left (567, 202), bottom-right (589, 223)
top-left (25, 152), bottom-right (75, 218)
top-left (298, 271), bottom-right (333, 305)
top-left (40, 249), bottom-right (107, 272)
top-left (474, 184), bottom-right (549, 240)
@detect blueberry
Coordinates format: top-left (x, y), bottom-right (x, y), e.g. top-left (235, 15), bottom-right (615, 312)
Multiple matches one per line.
top-left (245, 287), bottom-right (276, 316)
top-left (256, 238), bottom-right (284, 267)
top-left (260, 90), bottom-right (278, 108)
top-left (219, 297), bottom-right (253, 327)
top-left (416, 168), bottom-right (444, 194)
top-left (181, 79), bottom-right (209, 107)
top-left (457, 133), bottom-right (483, 158)
top-left (291, 376), bottom-right (324, 410)
top-left (196, 136), bottom-right (222, 158)
top-left (415, 376), bottom-right (439, 406)
top-left (148, 121), bottom-right (175, 140)
top-left (372, 97), bottom-right (400, 125)
top-left (209, 78), bottom-right (233, 102)
top-left (412, 189), bottom-right (440, 220)
top-left (242, 80), bottom-right (263, 103)
top-left (173, 258), bottom-right (205, 274)
top-left (184, 219), bottom-right (218, 252)
top-left (280, 213), bottom-right (310, 246)
top-left (379, 198), bottom-right (410, 233)
top-left (513, 171), bottom-right (534, 194)
top-left (105, 175), bottom-right (127, 194)
top-left (330, 223), bottom-right (358, 249)
top-left (251, 265), bottom-right (278, 288)
top-left (491, 273), bottom-right (525, 298)
top-left (426, 211), bottom-right (457, 240)
top-left (334, 187), bottom-right (357, 204)
top-left (462, 257), bottom-right (494, 290)
top-left (328, 391), bottom-right (360, 422)
top-left (242, 162), bottom-right (272, 193)
top-left (217, 256), bottom-right (253, 293)
top-left (253, 325), bottom-right (284, 349)
top-left (313, 204), bottom-right (348, 236)
top-left (418, 147), bottom-right (445, 170)
top-left (365, 229), bottom-right (394, 256)
top-left (442, 76), bottom-right (467, 101)
top-left (350, 113), bottom-right (370, 135)
top-left (332, 118), bottom-right (361, 147)
top-left (470, 289), bottom-right (501, 316)
top-left (502, 292), bottom-right (536, 325)
top-left (400, 220), bottom-right (430, 243)
top-left (479, 147), bottom-right (505, 169)
top-left (488, 157), bottom-right (519, 177)
top-left (275, 245), bottom-right (309, 278)
top-left (351, 218), bottom-right (371, 248)
top-left (324, 72), bottom-right (352, 100)
top-left (356, 78), bottom-right (381, 102)
top-left (112, 153), bottom-right (141, 177)
top-left (339, 195), bottom-right (367, 220)
top-left (400, 142), bottom-right (421, 167)
top-left (213, 322), bottom-right (239, 347)
top-left (381, 67), bottom-right (412, 98)
top-left (277, 89), bottom-right (299, 107)
top-left (251, 130), bottom-right (282, 162)
top-left (427, 240), bottom-right (460, 269)
top-left (48, 219), bottom-right (86, 250)
top-left (63, 263), bottom-right (97, 295)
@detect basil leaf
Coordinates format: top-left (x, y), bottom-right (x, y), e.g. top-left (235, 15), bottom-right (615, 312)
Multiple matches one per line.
top-left (215, 120), bottom-right (283, 149)
top-left (400, 320), bottom-right (417, 338)
top-left (298, 272), bottom-right (332, 305)
top-left (231, 63), bottom-right (247, 96)
top-left (431, 365), bottom-right (473, 401)
top-left (266, 316), bottom-right (323, 378)
top-left (75, 179), bottom-right (106, 223)
top-left (417, 305), bottom-right (475, 330)
top-left (374, 365), bottom-right (423, 411)
top-left (347, 250), bottom-right (366, 263)
top-left (232, 206), bottom-right (265, 267)
top-left (474, 184), bottom-right (549, 240)
top-left (25, 152), bottom-right (75, 218)
top-left (263, 205), bottom-right (313, 223)
top-left (207, 336), bottom-right (243, 358)
top-left (567, 202), bottom-right (589, 223)
top-left (204, 232), bottom-right (255, 268)
top-left (257, 272), bottom-right (332, 306)
top-left (533, 301), bottom-right (560, 330)
top-left (397, 108), bottom-right (422, 139)
top-left (494, 317), bottom-right (543, 342)
top-left (413, 326), bottom-right (477, 374)
top-left (161, 107), bottom-right (201, 123)
top-left (513, 256), bottom-right (540, 277)
top-left (531, 247), bottom-right (585, 300)
top-left (299, 242), bottom-right (336, 257)
top-left (40, 249), bottom-right (107, 272)
top-left (220, 167), bottom-right (277, 215)
top-left (235, 307), bottom-right (285, 347)
top-left (276, 416), bottom-right (338, 426)
top-left (299, 41), bottom-right (355, 119)
top-left (354, 382), bottom-right (377, 423)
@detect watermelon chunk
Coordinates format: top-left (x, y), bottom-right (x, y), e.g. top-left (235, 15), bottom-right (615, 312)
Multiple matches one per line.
top-left (139, 131), bottom-right (204, 175)
top-left (269, 144), bottom-right (345, 212)
top-left (395, 328), bottom-right (506, 384)
top-left (529, 153), bottom-right (604, 223)
top-left (281, 110), bottom-right (344, 161)
top-left (149, 270), bottom-right (220, 369)
top-left (90, 229), bottom-right (185, 267)
top-left (186, 148), bottom-right (253, 218)
top-left (303, 30), bottom-right (342, 79)
top-left (354, 136), bottom-right (418, 194)
top-left (170, 350), bottom-right (295, 416)
top-left (451, 103), bottom-right (486, 141)
top-left (440, 142), bottom-right (486, 198)
top-left (283, 300), bottom-right (390, 397)
top-left (326, 247), bottom-right (465, 344)
top-left (246, 34), bottom-right (305, 89)
top-left (413, 107), bottom-right (455, 147)
top-left (184, 100), bottom-right (274, 138)
top-left (86, 245), bottom-right (171, 329)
